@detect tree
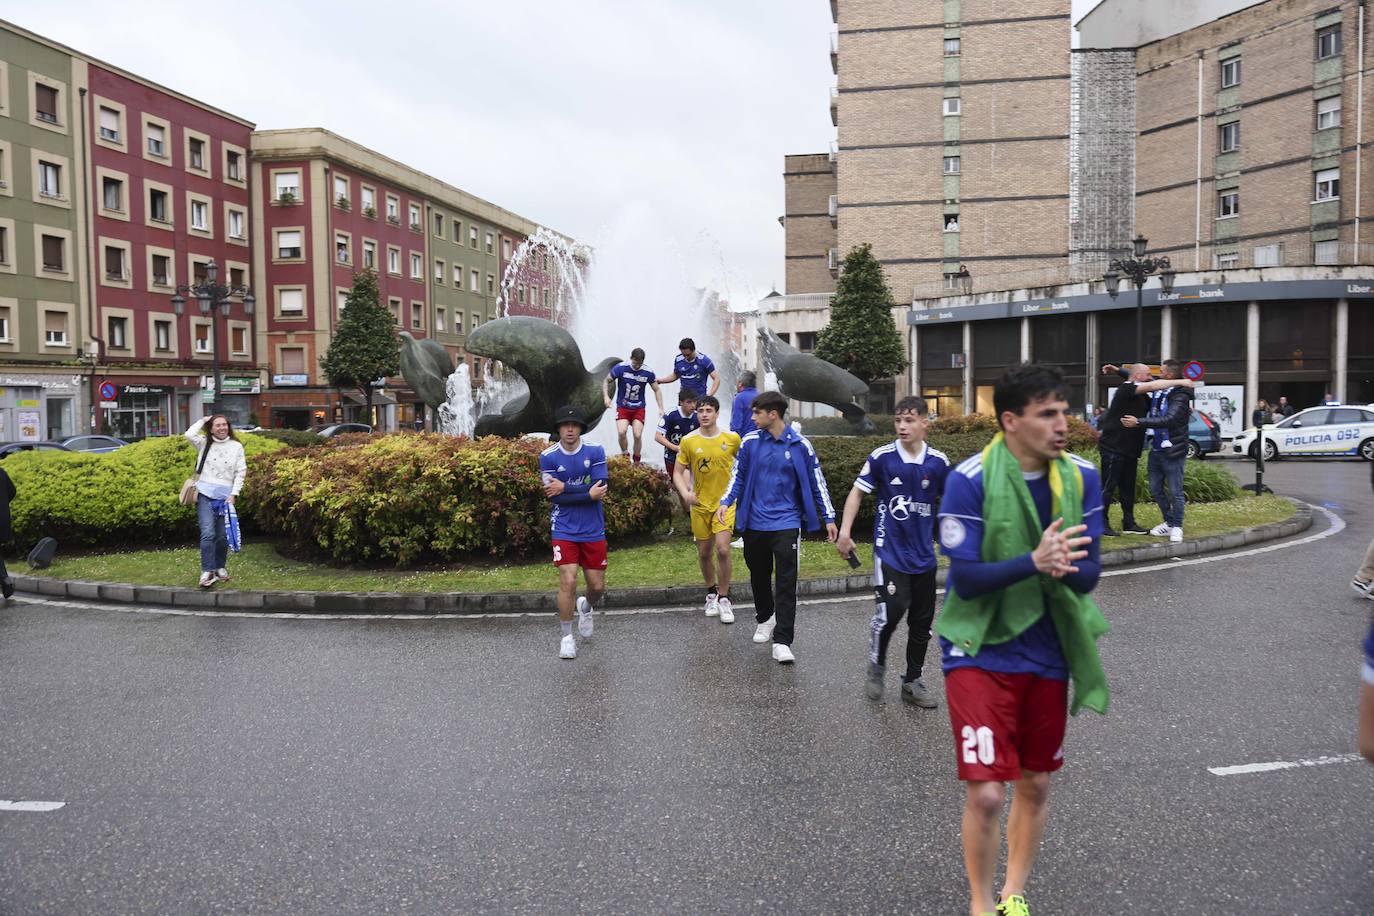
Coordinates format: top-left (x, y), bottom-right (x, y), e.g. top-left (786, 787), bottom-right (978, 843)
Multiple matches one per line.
top-left (320, 269), bottom-right (399, 427)
top-left (814, 243), bottom-right (907, 384)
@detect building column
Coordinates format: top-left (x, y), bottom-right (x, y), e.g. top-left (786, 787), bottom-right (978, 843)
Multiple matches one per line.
top-left (1020, 317), bottom-right (1031, 362)
top-left (962, 321), bottom-right (974, 415)
top-left (1084, 312), bottom-right (1099, 409)
top-left (1245, 300), bottom-right (1260, 408)
top-left (1334, 297), bottom-right (1349, 402)
top-left (909, 324), bottom-right (920, 400)
top-left (1160, 305), bottom-right (1174, 362)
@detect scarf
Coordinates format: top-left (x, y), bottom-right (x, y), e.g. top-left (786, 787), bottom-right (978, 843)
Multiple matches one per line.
top-left (211, 498), bottom-right (242, 553)
top-left (936, 433), bottom-right (1111, 715)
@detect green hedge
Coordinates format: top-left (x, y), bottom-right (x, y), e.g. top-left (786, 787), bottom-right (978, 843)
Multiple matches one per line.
top-left (241, 434), bottom-right (673, 566)
top-left (252, 428), bottom-right (325, 449)
top-left (6, 433), bottom-right (284, 548)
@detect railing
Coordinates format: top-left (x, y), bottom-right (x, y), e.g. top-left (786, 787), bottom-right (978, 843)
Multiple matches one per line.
top-left (760, 292), bottom-right (836, 313)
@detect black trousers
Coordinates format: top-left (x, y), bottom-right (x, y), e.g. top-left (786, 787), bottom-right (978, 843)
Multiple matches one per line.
top-left (743, 528), bottom-right (801, 645)
top-left (1099, 449), bottom-right (1140, 526)
top-left (870, 562), bottom-right (937, 681)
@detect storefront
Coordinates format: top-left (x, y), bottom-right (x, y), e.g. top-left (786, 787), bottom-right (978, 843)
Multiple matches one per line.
top-left (207, 375), bottom-right (263, 428)
top-left (101, 384), bottom-right (174, 439)
top-left (0, 373), bottom-right (82, 442)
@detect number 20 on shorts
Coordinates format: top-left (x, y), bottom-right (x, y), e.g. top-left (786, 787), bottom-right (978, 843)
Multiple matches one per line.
top-left (961, 725), bottom-right (995, 765)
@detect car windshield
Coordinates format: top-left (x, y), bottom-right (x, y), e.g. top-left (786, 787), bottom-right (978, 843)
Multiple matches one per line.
top-left (1276, 409), bottom-right (1329, 428)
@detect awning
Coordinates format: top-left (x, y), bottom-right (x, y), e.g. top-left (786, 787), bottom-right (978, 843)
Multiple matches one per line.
top-left (342, 390), bottom-right (397, 406)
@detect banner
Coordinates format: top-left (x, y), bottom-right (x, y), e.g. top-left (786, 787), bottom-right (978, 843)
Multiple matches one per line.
top-left (1194, 385), bottom-right (1245, 438)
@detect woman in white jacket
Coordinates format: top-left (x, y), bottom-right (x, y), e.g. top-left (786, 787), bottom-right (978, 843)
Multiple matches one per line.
top-left (185, 414), bottom-right (247, 588)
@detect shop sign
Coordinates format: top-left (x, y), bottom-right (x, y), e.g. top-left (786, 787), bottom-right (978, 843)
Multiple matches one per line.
top-left (16, 399), bottom-right (40, 408)
top-left (220, 377), bottom-right (261, 394)
top-left (273, 374), bottom-right (309, 386)
top-left (122, 385), bottom-right (169, 395)
top-left (0, 375), bottom-right (81, 392)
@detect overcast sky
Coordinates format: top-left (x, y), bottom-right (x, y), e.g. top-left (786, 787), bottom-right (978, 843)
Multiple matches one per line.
top-left (16, 0), bottom-right (1099, 310)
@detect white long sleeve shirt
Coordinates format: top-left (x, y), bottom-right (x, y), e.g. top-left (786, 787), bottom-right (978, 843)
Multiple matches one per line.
top-left (185, 417), bottom-right (247, 499)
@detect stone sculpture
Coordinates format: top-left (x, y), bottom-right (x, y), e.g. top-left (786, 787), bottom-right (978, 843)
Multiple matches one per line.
top-left (760, 328), bottom-right (875, 434)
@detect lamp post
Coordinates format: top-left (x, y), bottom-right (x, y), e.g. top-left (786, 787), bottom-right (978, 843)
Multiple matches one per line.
top-left (171, 260), bottom-right (255, 415)
top-left (1102, 235), bottom-right (1176, 363)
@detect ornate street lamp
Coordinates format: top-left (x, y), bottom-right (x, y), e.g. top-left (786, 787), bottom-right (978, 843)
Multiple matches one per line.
top-left (171, 260), bottom-right (255, 414)
top-left (1103, 235), bottom-right (1175, 362)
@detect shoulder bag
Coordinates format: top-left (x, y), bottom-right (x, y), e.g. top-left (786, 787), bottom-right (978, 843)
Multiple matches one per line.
top-left (178, 437), bottom-right (212, 507)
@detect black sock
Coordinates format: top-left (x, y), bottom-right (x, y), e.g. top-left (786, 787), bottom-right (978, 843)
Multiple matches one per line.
top-left (707, 584), bottom-right (718, 595)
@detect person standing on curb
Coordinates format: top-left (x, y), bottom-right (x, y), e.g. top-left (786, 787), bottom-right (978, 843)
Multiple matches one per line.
top-left (540, 406), bottom-right (609, 661)
top-left (1098, 364), bottom-right (1195, 537)
top-left (717, 391), bottom-right (837, 665)
top-left (674, 395), bottom-right (742, 624)
top-left (1121, 358), bottom-right (1192, 544)
top-left (835, 396), bottom-right (949, 706)
top-left (185, 415), bottom-right (247, 589)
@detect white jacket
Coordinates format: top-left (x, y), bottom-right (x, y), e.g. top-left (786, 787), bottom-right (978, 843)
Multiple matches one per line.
top-left (185, 417), bottom-right (247, 498)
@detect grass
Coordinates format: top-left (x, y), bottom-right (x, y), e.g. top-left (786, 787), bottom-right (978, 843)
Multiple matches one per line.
top-left (24, 495), bottom-right (1296, 594)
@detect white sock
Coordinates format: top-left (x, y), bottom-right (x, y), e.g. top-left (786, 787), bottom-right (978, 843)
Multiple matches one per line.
top-left (560, 620), bottom-right (573, 637)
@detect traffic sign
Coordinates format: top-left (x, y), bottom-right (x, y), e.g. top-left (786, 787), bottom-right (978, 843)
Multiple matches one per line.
top-left (1184, 360), bottom-right (1206, 380)
top-left (98, 381), bottom-right (117, 401)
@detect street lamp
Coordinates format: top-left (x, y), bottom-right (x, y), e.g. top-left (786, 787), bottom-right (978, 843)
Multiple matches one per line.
top-left (1103, 234), bottom-right (1175, 362)
top-left (171, 260), bottom-right (255, 414)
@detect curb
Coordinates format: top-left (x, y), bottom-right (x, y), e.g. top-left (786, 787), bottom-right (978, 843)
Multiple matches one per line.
top-left (12, 500), bottom-right (1314, 616)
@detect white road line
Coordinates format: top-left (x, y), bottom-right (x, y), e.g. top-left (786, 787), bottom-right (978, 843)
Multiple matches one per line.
top-left (0, 800), bottom-right (66, 812)
top-left (1208, 753), bottom-right (1364, 776)
top-left (13, 503), bottom-right (1345, 622)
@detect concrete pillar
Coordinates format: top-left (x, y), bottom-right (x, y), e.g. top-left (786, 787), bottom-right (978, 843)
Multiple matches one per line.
top-left (1334, 297), bottom-right (1349, 403)
top-left (1160, 305), bottom-right (1174, 362)
top-left (1245, 300), bottom-right (1260, 407)
top-left (1020, 317), bottom-right (1031, 362)
top-left (963, 321), bottom-right (974, 414)
top-left (1084, 312), bottom-right (1099, 409)
top-left (909, 324), bottom-right (920, 400)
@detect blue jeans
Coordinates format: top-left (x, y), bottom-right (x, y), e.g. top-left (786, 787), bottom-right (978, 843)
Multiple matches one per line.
top-left (197, 495), bottom-right (228, 572)
top-left (1147, 450), bottom-right (1186, 528)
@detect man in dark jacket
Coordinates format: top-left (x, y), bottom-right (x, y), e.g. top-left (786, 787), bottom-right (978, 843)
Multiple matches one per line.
top-left (1122, 358), bottom-right (1193, 543)
top-left (1097, 364), bottom-right (1151, 536)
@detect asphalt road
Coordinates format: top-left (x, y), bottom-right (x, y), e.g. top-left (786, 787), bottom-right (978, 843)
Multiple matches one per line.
top-left (2, 458), bottom-right (1372, 915)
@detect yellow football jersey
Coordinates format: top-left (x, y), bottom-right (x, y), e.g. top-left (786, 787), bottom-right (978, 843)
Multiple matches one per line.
top-left (675, 430), bottom-right (742, 509)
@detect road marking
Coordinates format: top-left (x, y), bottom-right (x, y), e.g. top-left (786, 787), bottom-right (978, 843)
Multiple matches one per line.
top-left (12, 504), bottom-right (1345, 622)
top-left (1208, 753), bottom-right (1364, 776)
top-left (0, 800), bottom-right (65, 812)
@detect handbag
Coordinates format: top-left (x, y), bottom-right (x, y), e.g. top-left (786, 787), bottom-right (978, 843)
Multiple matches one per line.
top-left (179, 437), bottom-right (212, 507)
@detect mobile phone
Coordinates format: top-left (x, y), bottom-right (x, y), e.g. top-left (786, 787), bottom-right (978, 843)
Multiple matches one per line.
top-left (846, 549), bottom-right (861, 569)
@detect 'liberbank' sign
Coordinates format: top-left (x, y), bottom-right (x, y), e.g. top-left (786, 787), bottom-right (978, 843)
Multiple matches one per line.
top-left (907, 277), bottom-right (1374, 325)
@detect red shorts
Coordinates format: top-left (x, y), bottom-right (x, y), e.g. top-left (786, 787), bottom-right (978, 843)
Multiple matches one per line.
top-left (551, 539), bottom-right (608, 570)
top-left (945, 667), bottom-right (1068, 782)
top-left (615, 406), bottom-right (646, 424)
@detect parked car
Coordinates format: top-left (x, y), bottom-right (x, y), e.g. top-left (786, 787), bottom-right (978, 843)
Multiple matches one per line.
top-left (315, 423), bottom-right (373, 438)
top-left (1187, 409), bottom-right (1222, 459)
top-left (0, 441), bottom-right (71, 458)
top-left (1231, 404), bottom-right (1374, 461)
top-left (59, 435), bottom-right (129, 453)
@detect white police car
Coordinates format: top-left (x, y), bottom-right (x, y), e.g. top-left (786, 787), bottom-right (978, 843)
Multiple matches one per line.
top-left (1232, 405), bottom-right (1374, 461)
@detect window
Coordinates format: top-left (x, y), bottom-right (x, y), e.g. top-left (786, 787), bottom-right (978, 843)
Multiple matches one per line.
top-left (0, 307), bottom-right (9, 341)
top-left (38, 160), bottom-right (61, 198)
top-left (453, 263), bottom-right (463, 285)
top-left (1214, 252), bottom-right (1239, 269)
top-left (44, 310), bottom-right (68, 345)
top-left (434, 213), bottom-right (444, 237)
top-left (1253, 243), bottom-right (1282, 267)
top-left (1317, 96), bottom-right (1341, 130)
top-left (470, 268), bottom-right (479, 291)
top-left (388, 246), bottom-right (401, 274)
top-left (486, 273), bottom-right (495, 294)
top-left (453, 218), bottom-right (462, 240)
top-left (485, 231), bottom-right (494, 253)
top-left (1317, 24), bottom-right (1342, 59)
top-left (1314, 239), bottom-right (1340, 264)
top-left (104, 245), bottom-right (126, 280)
top-left (435, 259), bottom-right (445, 283)
top-left (1217, 190), bottom-right (1239, 217)
top-left (193, 323), bottom-right (211, 354)
top-left (337, 290), bottom-right (350, 318)
top-left (229, 266), bottom-right (245, 288)
top-left (334, 175), bottom-right (349, 207)
top-left (191, 200), bottom-right (208, 231)
top-left (189, 137), bottom-right (206, 170)
top-left (389, 298), bottom-right (402, 324)
top-left (531, 285), bottom-right (540, 305)
top-left (411, 302), bottom-right (423, 329)
top-left (277, 230), bottom-right (302, 259)
top-left (1219, 121), bottom-right (1240, 153)
top-left (108, 316), bottom-right (127, 349)
top-left (193, 260), bottom-right (209, 285)
top-left (518, 284), bottom-right (525, 304)
top-left (149, 188), bottom-right (169, 223)
top-left (410, 252), bottom-right (423, 279)
top-left (274, 171), bottom-right (300, 200)
top-left (1315, 167), bottom-right (1340, 201)
top-left (336, 233), bottom-right (350, 264)
top-left (796, 332), bottom-right (816, 352)
top-left (363, 240), bottom-right (376, 270)
top-left (944, 214), bottom-right (960, 232)
top-left (155, 320), bottom-right (171, 351)
top-left (226, 150), bottom-right (242, 180)
top-left (503, 238), bottom-right (512, 259)
top-left (409, 203), bottom-right (421, 229)
top-left (98, 106), bottom-right (121, 141)
top-left (280, 347), bottom-right (305, 374)
top-left (151, 254), bottom-right (171, 286)
top-left (361, 186), bottom-right (375, 213)
top-left (228, 208), bottom-right (245, 239)
top-left (943, 98), bottom-right (961, 116)
top-left (146, 123), bottom-right (165, 157)
top-left (41, 233), bottom-right (65, 271)
top-left (386, 195), bottom-right (400, 223)
top-left (943, 156), bottom-right (960, 174)
top-left (231, 326), bottom-right (248, 355)
top-left (1220, 56), bottom-right (1241, 88)
top-left (102, 176), bottom-right (123, 211)
top-left (0, 226), bottom-right (8, 264)
top-left (454, 311), bottom-right (464, 335)
top-left (278, 289), bottom-right (305, 315)
top-left (35, 84), bottom-right (59, 123)
top-left (436, 308), bottom-right (446, 331)
top-left (470, 227), bottom-right (479, 247)
top-left (944, 38), bottom-right (961, 56)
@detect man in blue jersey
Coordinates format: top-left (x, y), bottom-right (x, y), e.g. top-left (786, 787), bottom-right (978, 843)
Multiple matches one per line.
top-left (654, 390), bottom-right (700, 475)
top-left (836, 396), bottom-right (950, 707)
top-left (603, 347), bottom-right (664, 464)
top-left (718, 390), bottom-right (837, 664)
top-left (539, 406), bottom-right (609, 661)
top-left (730, 371), bottom-right (759, 437)
top-left (938, 364), bottom-right (1107, 916)
top-left (658, 337), bottom-right (720, 400)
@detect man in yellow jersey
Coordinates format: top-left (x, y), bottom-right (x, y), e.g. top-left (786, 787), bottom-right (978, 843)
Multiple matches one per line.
top-left (674, 395), bottom-right (742, 624)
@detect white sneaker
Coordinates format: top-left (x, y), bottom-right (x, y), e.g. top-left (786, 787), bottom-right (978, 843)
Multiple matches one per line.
top-left (1149, 523), bottom-right (1171, 536)
top-left (772, 643), bottom-right (795, 664)
top-left (1352, 578), bottom-right (1374, 599)
top-left (559, 634), bottom-right (577, 659)
top-left (576, 597), bottom-right (594, 638)
top-left (730, 538), bottom-right (744, 549)
top-left (753, 616), bottom-right (776, 644)
top-left (215, 567), bottom-right (231, 582)
top-left (1169, 526), bottom-right (1183, 543)
top-left (705, 593), bottom-right (719, 617)
top-left (198, 571), bottom-right (216, 589)
top-left (717, 597), bottom-right (735, 624)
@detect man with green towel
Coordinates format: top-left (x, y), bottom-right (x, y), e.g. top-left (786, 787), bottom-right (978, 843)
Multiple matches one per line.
top-left (936, 364), bottom-right (1109, 916)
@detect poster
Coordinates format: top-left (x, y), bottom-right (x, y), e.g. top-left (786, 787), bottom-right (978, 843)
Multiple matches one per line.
top-left (1194, 385), bottom-right (1245, 438)
top-left (16, 409), bottom-right (41, 442)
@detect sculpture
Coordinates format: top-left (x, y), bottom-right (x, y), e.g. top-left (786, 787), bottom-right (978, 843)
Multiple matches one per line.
top-left (760, 328), bottom-right (875, 434)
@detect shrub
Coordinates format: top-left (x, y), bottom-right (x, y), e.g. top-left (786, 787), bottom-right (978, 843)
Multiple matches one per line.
top-left (240, 434), bottom-right (672, 566)
top-left (253, 428), bottom-right (324, 449)
top-left (1129, 451), bottom-right (1238, 504)
top-left (6, 433), bottom-right (283, 548)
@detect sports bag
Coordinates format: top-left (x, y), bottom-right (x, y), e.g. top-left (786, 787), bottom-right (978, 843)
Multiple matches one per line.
top-left (178, 437), bottom-right (212, 507)
top-left (27, 536), bottom-right (57, 569)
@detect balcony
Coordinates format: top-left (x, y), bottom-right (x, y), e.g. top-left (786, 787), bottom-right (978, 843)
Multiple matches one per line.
top-left (829, 139), bottom-right (838, 163)
top-left (830, 31), bottom-right (838, 73)
top-left (829, 86), bottom-right (839, 127)
top-left (829, 0), bottom-right (837, 23)
top-left (828, 194), bottom-right (838, 226)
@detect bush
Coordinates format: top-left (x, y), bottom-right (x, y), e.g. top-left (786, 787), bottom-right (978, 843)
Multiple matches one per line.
top-left (1128, 451), bottom-right (1238, 504)
top-left (240, 434), bottom-right (673, 566)
top-left (6, 433), bottom-right (284, 548)
top-left (253, 428), bottom-right (324, 449)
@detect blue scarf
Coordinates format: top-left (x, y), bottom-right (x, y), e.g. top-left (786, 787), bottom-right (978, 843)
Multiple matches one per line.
top-left (211, 498), bottom-right (242, 553)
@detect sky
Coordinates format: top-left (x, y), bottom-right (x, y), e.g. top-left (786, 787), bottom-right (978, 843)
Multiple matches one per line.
top-left (13, 0), bottom-right (1100, 310)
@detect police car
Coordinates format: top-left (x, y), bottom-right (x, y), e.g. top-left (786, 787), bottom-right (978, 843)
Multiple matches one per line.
top-left (1232, 405), bottom-right (1374, 461)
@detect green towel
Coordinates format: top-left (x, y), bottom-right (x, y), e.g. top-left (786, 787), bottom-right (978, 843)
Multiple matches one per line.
top-left (936, 433), bottom-right (1111, 715)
